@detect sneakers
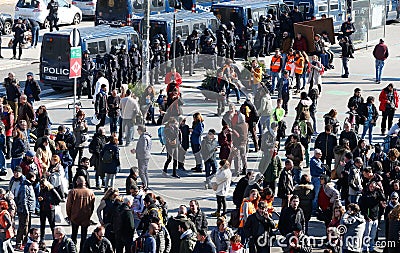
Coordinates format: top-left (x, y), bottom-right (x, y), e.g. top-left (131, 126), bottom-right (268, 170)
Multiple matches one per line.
top-left (171, 174), bottom-right (180, 179)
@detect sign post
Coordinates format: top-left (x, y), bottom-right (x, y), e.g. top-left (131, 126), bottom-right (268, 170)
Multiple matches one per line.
top-left (69, 28), bottom-right (81, 122)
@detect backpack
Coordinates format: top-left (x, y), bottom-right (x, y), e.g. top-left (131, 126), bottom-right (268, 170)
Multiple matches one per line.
top-left (112, 204), bottom-right (123, 234)
top-left (150, 207), bottom-right (165, 225)
top-left (132, 235), bottom-right (146, 253)
top-left (102, 148), bottom-right (114, 164)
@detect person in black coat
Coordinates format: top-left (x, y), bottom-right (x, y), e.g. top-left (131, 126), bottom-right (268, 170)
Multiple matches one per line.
top-left (358, 96), bottom-right (379, 145)
top-left (240, 95), bottom-right (259, 152)
top-left (244, 201), bottom-right (276, 253)
top-left (187, 199), bottom-right (208, 232)
top-left (95, 84), bottom-right (108, 131)
top-left (82, 226), bottom-right (113, 253)
top-left (278, 195), bottom-right (305, 237)
top-left (51, 226), bottom-right (77, 253)
top-left (24, 72), bottom-right (41, 106)
top-left (139, 195), bottom-right (160, 233)
top-left (113, 196), bottom-right (135, 253)
top-left (11, 19), bottom-right (26, 60)
top-left (339, 36), bottom-right (352, 78)
top-left (73, 157), bottom-right (91, 189)
top-left (290, 6), bottom-right (304, 23)
top-left (88, 127), bottom-right (107, 189)
top-left (232, 172), bottom-right (252, 208)
top-left (315, 124), bottom-right (337, 169)
top-left (34, 105), bottom-right (50, 139)
top-left (179, 117), bottom-right (190, 171)
top-left (192, 229), bottom-right (217, 253)
top-left (100, 137), bottom-right (120, 191)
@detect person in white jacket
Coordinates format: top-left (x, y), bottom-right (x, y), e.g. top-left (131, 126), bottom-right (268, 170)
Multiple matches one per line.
top-left (92, 71), bottom-right (109, 104)
top-left (211, 160), bottom-right (232, 217)
top-left (307, 55), bottom-right (323, 93)
top-left (120, 90), bottom-right (140, 146)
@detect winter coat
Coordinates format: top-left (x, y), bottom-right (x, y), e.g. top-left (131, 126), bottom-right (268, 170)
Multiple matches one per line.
top-left (333, 145), bottom-right (350, 176)
top-left (100, 143), bottom-right (120, 174)
top-left (232, 122), bottom-right (248, 147)
top-left (51, 236), bottom-right (77, 253)
top-left (388, 219), bottom-right (400, 253)
top-left (156, 225), bottom-right (171, 253)
top-left (117, 203), bottom-right (135, 242)
top-left (240, 101), bottom-right (259, 124)
top-left (72, 118), bottom-right (88, 148)
top-left (319, 182), bottom-right (341, 210)
top-left (324, 114), bottom-right (340, 134)
top-left (315, 132), bottom-right (337, 158)
top-left (66, 186), bottom-right (95, 227)
top-left (373, 42), bottom-right (389, 61)
top-left (278, 206), bottom-right (305, 236)
top-left (136, 132), bottom-right (152, 160)
top-left (341, 212), bottom-right (365, 252)
top-left (232, 175), bottom-right (249, 207)
top-left (16, 179), bottom-right (36, 214)
top-left (187, 209), bottom-right (208, 232)
top-left (192, 236), bottom-right (217, 253)
top-left (244, 211), bottom-right (275, 248)
top-left (261, 155), bottom-right (282, 182)
top-left (310, 156), bottom-right (324, 177)
top-left (218, 126), bottom-right (232, 160)
top-left (179, 230), bottom-right (197, 253)
top-left (277, 169), bottom-right (294, 199)
top-left (215, 167), bottom-right (232, 196)
top-left (379, 87), bottom-right (399, 111)
top-left (293, 184), bottom-right (315, 222)
top-left (17, 103), bottom-right (35, 129)
top-left (6, 84), bottom-right (21, 102)
top-left (120, 96), bottom-right (140, 120)
top-left (359, 189), bottom-right (386, 220)
top-left (95, 91), bottom-right (108, 115)
top-left (295, 98), bottom-right (312, 121)
top-left (73, 166), bottom-right (91, 189)
top-left (9, 175), bottom-right (25, 202)
top-left (20, 156), bottom-right (42, 178)
top-left (38, 187), bottom-right (62, 212)
top-left (11, 137), bottom-right (26, 158)
top-left (277, 76), bottom-right (293, 99)
top-left (191, 122), bottom-right (204, 145)
top-left (307, 61), bottom-right (323, 85)
top-left (167, 215), bottom-right (197, 253)
top-left (339, 130), bottom-right (358, 151)
top-left (348, 166), bottom-right (363, 196)
top-left (358, 102), bottom-right (379, 125)
top-left (82, 233), bottom-right (113, 253)
top-left (200, 137), bottom-right (218, 162)
top-left (1, 112), bottom-right (14, 137)
top-left (210, 228), bottom-right (233, 252)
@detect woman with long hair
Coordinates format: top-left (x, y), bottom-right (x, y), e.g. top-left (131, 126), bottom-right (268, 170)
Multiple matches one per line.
top-left (55, 141), bottom-right (73, 178)
top-left (360, 96), bottom-right (379, 145)
top-left (293, 174), bottom-right (315, 234)
top-left (324, 109), bottom-right (340, 135)
top-left (10, 128), bottom-right (27, 171)
top-left (191, 112), bottom-right (204, 172)
top-left (47, 155), bottom-right (67, 199)
top-left (238, 189), bottom-right (260, 243)
top-left (96, 188), bottom-right (119, 247)
top-left (2, 104), bottom-right (14, 159)
top-left (352, 139), bottom-right (369, 168)
top-left (141, 85), bottom-right (156, 125)
top-left (36, 137), bottom-right (52, 174)
top-left (34, 105), bottom-right (50, 139)
top-left (38, 178), bottom-right (62, 241)
top-left (212, 160), bottom-right (232, 217)
top-left (72, 110), bottom-right (88, 164)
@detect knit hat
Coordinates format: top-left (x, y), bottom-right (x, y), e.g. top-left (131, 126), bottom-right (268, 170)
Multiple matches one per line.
top-left (25, 150), bottom-right (36, 157)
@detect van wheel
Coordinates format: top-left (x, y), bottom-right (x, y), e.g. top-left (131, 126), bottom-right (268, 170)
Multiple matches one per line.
top-left (52, 86), bottom-right (63, 92)
top-left (42, 19), bottom-right (50, 29)
top-left (73, 13), bottom-right (81, 25)
top-left (3, 21), bottom-right (12, 35)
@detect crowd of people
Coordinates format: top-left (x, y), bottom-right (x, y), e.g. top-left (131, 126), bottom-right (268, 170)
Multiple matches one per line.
top-left (0, 4), bottom-right (398, 253)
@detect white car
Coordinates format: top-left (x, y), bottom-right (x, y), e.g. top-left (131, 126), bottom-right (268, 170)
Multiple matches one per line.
top-left (15, 0), bottom-right (82, 29)
top-left (71, 0), bottom-right (96, 17)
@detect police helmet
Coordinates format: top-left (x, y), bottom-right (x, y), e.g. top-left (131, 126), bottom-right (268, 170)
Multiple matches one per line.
top-left (228, 22), bottom-right (235, 29)
top-left (247, 19), bottom-right (253, 25)
top-left (153, 39), bottom-right (160, 44)
top-left (205, 37), bottom-right (213, 43)
top-left (132, 43), bottom-right (138, 49)
top-left (83, 50), bottom-right (90, 55)
top-left (176, 34), bottom-right (181, 40)
top-left (259, 15), bottom-right (266, 21)
top-left (219, 24), bottom-right (227, 31)
top-left (192, 30), bottom-right (198, 36)
top-left (266, 14), bottom-right (272, 19)
top-left (121, 45), bottom-right (127, 50)
top-left (203, 28), bottom-right (211, 35)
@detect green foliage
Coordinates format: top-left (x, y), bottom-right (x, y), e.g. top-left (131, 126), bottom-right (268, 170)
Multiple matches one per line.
top-left (128, 82), bottom-right (147, 98)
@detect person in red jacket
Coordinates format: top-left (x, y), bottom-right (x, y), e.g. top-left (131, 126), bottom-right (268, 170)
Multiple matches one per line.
top-left (379, 83), bottom-right (399, 135)
top-left (293, 32), bottom-right (308, 52)
top-left (373, 38), bottom-right (389, 84)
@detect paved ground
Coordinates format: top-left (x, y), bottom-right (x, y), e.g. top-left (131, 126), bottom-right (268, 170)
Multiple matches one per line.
top-left (1, 5), bottom-right (400, 252)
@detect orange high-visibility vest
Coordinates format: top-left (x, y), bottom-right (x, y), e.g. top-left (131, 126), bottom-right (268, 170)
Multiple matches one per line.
top-left (0, 210), bottom-right (14, 239)
top-left (239, 199), bottom-right (256, 228)
top-left (270, 55), bottom-right (282, 73)
top-left (285, 54), bottom-right (295, 70)
top-left (294, 57), bottom-right (304, 74)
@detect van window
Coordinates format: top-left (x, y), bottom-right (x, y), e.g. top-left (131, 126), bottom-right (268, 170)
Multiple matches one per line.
top-left (99, 41), bottom-right (107, 53)
top-left (152, 0), bottom-right (164, 7)
top-left (319, 5), bottom-right (328, 12)
top-left (299, 2), bottom-right (311, 13)
top-left (252, 8), bottom-right (265, 23)
top-left (177, 25), bottom-right (189, 38)
top-left (133, 0), bottom-right (144, 9)
top-left (285, 1), bottom-right (295, 10)
top-left (330, 2), bottom-right (339, 10)
top-left (280, 4), bottom-right (291, 14)
top-left (111, 38), bottom-right (119, 46)
top-left (16, 0), bottom-right (39, 8)
top-left (193, 22), bottom-right (206, 31)
top-left (267, 5), bottom-right (278, 20)
top-left (59, 0), bottom-right (70, 7)
top-left (42, 36), bottom-right (70, 62)
top-left (87, 42), bottom-right (99, 55)
top-left (130, 34), bottom-right (139, 46)
top-left (210, 19), bottom-right (218, 31)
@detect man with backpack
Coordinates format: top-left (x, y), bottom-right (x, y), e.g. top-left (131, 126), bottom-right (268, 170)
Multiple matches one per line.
top-left (114, 196), bottom-right (135, 253)
top-left (140, 195), bottom-right (163, 234)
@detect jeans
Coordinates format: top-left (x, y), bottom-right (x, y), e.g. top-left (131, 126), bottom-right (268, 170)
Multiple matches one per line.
top-left (205, 158), bottom-right (217, 179)
top-left (31, 26), bottom-right (40, 47)
top-left (71, 222), bottom-right (88, 251)
top-left (363, 219), bottom-right (378, 251)
top-left (105, 173), bottom-right (116, 189)
top-left (320, 53), bottom-right (329, 68)
top-left (258, 115), bottom-right (271, 136)
top-left (216, 195), bottom-right (227, 214)
top-left (342, 57), bottom-right (349, 75)
top-left (349, 194), bottom-right (360, 204)
top-left (375, 59), bottom-right (385, 81)
top-left (381, 108), bottom-right (395, 132)
top-left (40, 210), bottom-right (55, 241)
top-left (138, 159), bottom-right (149, 188)
top-left (361, 121), bottom-right (374, 145)
top-left (311, 177), bottom-right (321, 211)
top-left (109, 116), bottom-right (119, 134)
top-left (16, 212), bottom-right (31, 245)
top-left (192, 144), bottom-right (203, 168)
top-left (293, 167), bottom-right (302, 185)
top-left (122, 118), bottom-right (134, 144)
top-left (281, 53), bottom-right (287, 70)
top-left (270, 71), bottom-right (280, 92)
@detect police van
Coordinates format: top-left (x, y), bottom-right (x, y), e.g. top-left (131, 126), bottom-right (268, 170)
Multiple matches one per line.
top-left (132, 11), bottom-right (219, 59)
top-left (40, 25), bottom-right (139, 91)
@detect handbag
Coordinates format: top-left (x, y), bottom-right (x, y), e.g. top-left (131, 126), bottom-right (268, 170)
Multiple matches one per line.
top-left (54, 205), bottom-right (64, 223)
top-left (211, 182), bottom-right (218, 191)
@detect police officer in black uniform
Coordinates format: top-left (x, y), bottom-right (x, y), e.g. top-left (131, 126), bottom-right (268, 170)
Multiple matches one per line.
top-left (154, 34), bottom-right (167, 76)
top-left (150, 39), bottom-right (163, 84)
top-left (47, 0), bottom-right (59, 32)
top-left (200, 28), bottom-right (216, 51)
top-left (107, 46), bottom-right (119, 91)
top-left (169, 35), bottom-right (185, 74)
top-left (216, 24), bottom-right (228, 66)
top-left (257, 15), bottom-right (268, 57)
top-left (226, 22), bottom-right (236, 62)
top-left (184, 30), bottom-right (200, 76)
top-left (243, 19), bottom-right (256, 59)
top-left (118, 44), bottom-right (130, 86)
top-left (128, 44), bottom-right (141, 83)
top-left (265, 14), bottom-right (276, 56)
top-left (11, 19), bottom-right (26, 60)
top-left (0, 21), bottom-right (3, 58)
top-left (79, 50), bottom-right (95, 99)
top-left (200, 37), bottom-right (217, 70)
